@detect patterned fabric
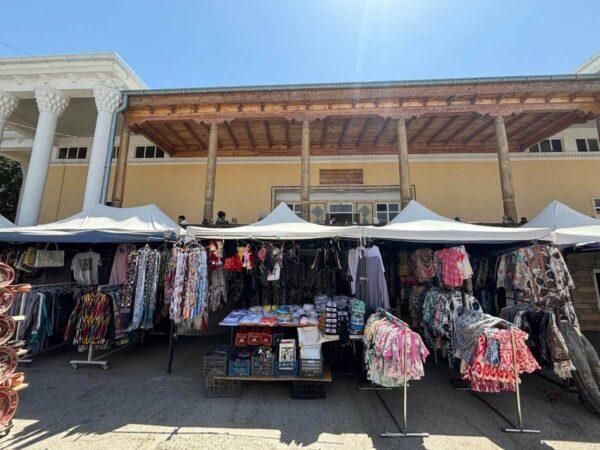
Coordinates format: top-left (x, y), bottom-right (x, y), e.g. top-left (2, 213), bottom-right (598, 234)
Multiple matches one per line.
top-left (64, 292), bottom-right (113, 346)
top-left (410, 248), bottom-right (436, 283)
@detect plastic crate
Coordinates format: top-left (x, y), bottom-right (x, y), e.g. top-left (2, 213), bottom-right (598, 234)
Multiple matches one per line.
top-left (275, 360), bottom-right (298, 377)
top-left (291, 381), bottom-right (326, 399)
top-left (205, 378), bottom-right (241, 397)
top-left (204, 345), bottom-right (233, 379)
top-left (300, 358), bottom-right (323, 378)
top-left (251, 347), bottom-right (275, 377)
top-left (228, 350), bottom-right (252, 377)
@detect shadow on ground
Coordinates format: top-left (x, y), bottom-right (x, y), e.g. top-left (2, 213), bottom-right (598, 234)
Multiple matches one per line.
top-left (2, 334), bottom-right (600, 449)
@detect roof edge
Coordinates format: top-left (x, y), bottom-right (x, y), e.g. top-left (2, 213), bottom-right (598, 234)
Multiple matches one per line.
top-left (123, 73), bottom-right (600, 96)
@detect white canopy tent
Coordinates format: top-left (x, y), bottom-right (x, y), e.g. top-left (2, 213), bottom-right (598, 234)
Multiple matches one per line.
top-left (348, 201), bottom-right (550, 243)
top-left (187, 202), bottom-right (349, 240)
top-left (521, 200), bottom-right (600, 246)
top-left (0, 204), bottom-right (183, 243)
top-left (0, 214), bottom-right (14, 228)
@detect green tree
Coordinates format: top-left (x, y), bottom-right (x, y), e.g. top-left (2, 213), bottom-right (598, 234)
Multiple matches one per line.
top-left (0, 156), bottom-right (22, 222)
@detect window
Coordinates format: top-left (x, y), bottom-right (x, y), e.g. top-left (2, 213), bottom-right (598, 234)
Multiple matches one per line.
top-left (112, 146), bottom-right (119, 159)
top-left (576, 138), bottom-right (600, 152)
top-left (376, 203), bottom-right (400, 224)
top-left (134, 145), bottom-right (165, 159)
top-left (287, 203), bottom-right (301, 217)
top-left (57, 147), bottom-right (87, 160)
top-left (529, 139), bottom-right (563, 153)
top-left (594, 198), bottom-right (600, 217)
top-left (327, 203), bottom-right (354, 225)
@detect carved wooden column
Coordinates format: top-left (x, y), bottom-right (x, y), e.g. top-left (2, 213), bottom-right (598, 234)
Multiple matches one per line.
top-left (494, 115), bottom-right (518, 223)
top-left (397, 117), bottom-right (412, 208)
top-left (203, 121), bottom-right (219, 223)
top-left (111, 125), bottom-right (130, 208)
top-left (300, 119), bottom-right (311, 220)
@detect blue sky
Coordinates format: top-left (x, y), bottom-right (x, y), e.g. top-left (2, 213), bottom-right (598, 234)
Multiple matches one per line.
top-left (1, 0), bottom-right (599, 89)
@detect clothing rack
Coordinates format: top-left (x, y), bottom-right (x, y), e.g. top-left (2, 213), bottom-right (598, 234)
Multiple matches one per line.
top-left (359, 308), bottom-right (428, 438)
top-left (69, 283), bottom-right (136, 371)
top-left (15, 282), bottom-right (77, 364)
top-left (455, 327), bottom-right (540, 434)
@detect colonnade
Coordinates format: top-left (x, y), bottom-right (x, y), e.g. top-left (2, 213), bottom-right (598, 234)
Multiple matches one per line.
top-left (0, 85), bottom-right (120, 226)
top-left (196, 115), bottom-right (520, 224)
top-left (0, 87), bottom-right (523, 225)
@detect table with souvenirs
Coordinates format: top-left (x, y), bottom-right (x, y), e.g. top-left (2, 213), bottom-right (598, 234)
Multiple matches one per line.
top-left (205, 295), bottom-right (366, 398)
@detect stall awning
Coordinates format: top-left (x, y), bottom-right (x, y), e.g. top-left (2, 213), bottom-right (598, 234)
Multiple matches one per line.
top-left (522, 200), bottom-right (600, 246)
top-left (186, 203), bottom-right (348, 240)
top-left (0, 204), bottom-right (183, 243)
top-left (0, 215), bottom-right (14, 228)
top-left (351, 201), bottom-right (550, 243)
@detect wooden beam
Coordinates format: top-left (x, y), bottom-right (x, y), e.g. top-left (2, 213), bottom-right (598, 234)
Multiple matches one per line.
top-left (391, 117), bottom-right (414, 146)
top-left (519, 112), bottom-right (583, 150)
top-left (355, 117), bottom-right (371, 147)
top-left (494, 116), bottom-right (518, 222)
top-left (263, 120), bottom-right (272, 148)
top-left (183, 122), bottom-right (206, 150)
top-left (338, 118), bottom-right (350, 147)
top-left (284, 121), bottom-right (291, 148)
top-left (224, 121), bottom-right (239, 148)
top-left (320, 119), bottom-right (329, 147)
top-left (139, 123), bottom-right (176, 154)
top-left (442, 113), bottom-right (478, 144)
top-left (462, 116), bottom-right (494, 144)
top-left (408, 116), bottom-right (434, 145)
top-left (244, 121), bottom-right (256, 148)
top-left (427, 115), bottom-right (460, 145)
top-left (479, 113), bottom-right (524, 142)
top-left (373, 117), bottom-right (390, 146)
top-left (201, 123), bottom-right (222, 148)
top-left (162, 123), bottom-right (187, 147)
top-left (508, 114), bottom-right (548, 140)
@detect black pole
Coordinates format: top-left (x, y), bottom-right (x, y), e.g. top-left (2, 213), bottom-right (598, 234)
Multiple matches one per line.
top-left (167, 319), bottom-right (176, 374)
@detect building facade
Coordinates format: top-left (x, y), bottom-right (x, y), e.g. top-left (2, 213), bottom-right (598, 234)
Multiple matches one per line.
top-left (1, 52), bottom-right (600, 330)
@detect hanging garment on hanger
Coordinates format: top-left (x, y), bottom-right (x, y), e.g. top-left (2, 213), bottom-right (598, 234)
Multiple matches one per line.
top-left (109, 244), bottom-right (136, 285)
top-left (71, 251), bottom-right (102, 285)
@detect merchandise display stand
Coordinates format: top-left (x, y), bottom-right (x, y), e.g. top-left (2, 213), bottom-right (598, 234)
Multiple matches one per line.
top-left (15, 283), bottom-right (76, 364)
top-left (360, 308), bottom-right (428, 438)
top-left (70, 284), bottom-right (139, 371)
top-left (456, 329), bottom-right (540, 434)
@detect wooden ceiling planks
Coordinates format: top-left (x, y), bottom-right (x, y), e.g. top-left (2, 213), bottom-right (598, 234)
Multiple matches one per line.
top-left (124, 77), bottom-right (599, 157)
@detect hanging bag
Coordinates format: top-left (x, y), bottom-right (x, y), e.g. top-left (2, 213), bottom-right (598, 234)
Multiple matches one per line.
top-left (33, 243), bottom-right (64, 268)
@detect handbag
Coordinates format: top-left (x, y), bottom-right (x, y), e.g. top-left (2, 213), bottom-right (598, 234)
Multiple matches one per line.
top-left (33, 243), bottom-right (64, 268)
top-left (22, 247), bottom-right (37, 269)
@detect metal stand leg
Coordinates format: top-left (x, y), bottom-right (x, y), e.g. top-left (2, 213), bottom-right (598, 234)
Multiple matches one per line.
top-left (167, 320), bottom-right (177, 374)
top-left (380, 330), bottom-right (428, 438)
top-left (502, 329), bottom-right (540, 434)
top-left (70, 344), bottom-right (111, 370)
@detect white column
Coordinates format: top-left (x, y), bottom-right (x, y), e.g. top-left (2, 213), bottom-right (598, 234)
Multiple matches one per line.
top-left (15, 161), bottom-right (28, 221)
top-left (17, 86), bottom-right (69, 226)
top-left (0, 91), bottom-right (18, 145)
top-left (82, 86), bottom-right (121, 210)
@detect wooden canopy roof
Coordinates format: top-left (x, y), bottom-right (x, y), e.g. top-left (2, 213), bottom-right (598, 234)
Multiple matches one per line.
top-left (123, 76), bottom-right (600, 157)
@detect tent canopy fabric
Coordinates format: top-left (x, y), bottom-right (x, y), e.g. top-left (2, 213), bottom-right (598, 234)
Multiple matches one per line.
top-left (353, 201), bottom-right (550, 243)
top-left (522, 200), bottom-right (600, 246)
top-left (0, 204), bottom-right (183, 243)
top-left (187, 202), bottom-right (348, 240)
top-left (0, 214), bottom-right (14, 228)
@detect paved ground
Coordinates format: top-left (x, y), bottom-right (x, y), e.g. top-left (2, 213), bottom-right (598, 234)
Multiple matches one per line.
top-left (2, 335), bottom-right (600, 450)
